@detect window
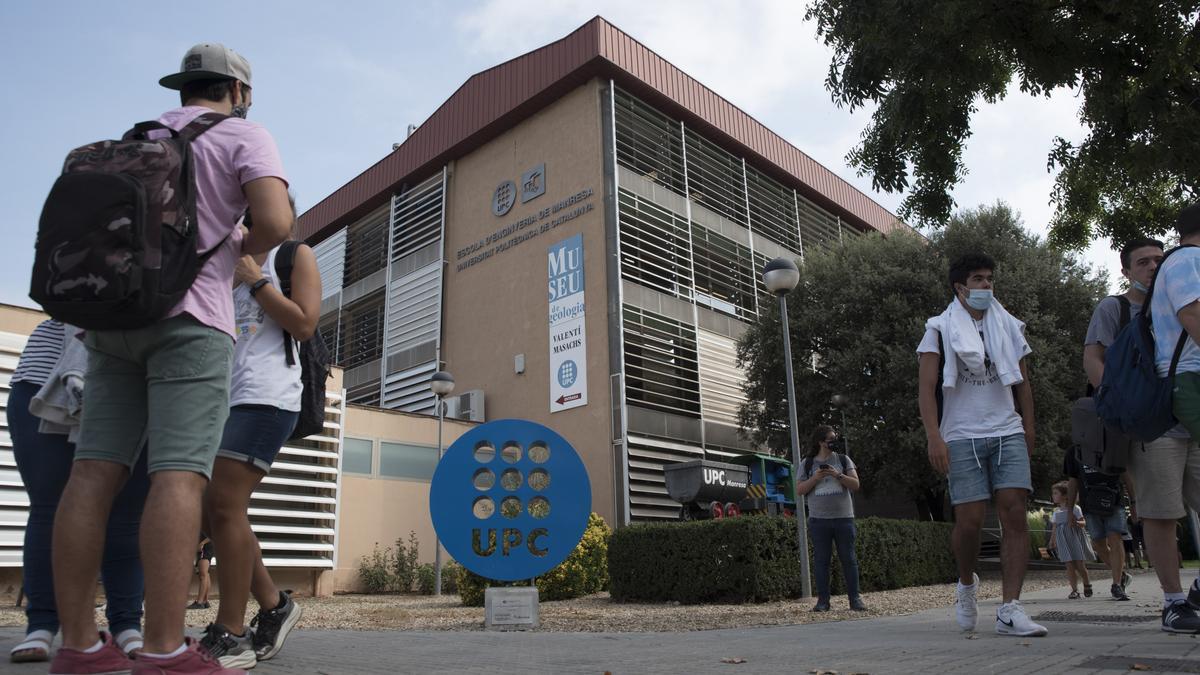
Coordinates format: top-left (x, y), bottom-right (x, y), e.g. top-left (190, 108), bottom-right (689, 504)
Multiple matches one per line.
top-left (379, 442), bottom-right (438, 481)
top-left (340, 291), bottom-right (385, 369)
top-left (622, 306), bottom-right (701, 417)
top-left (343, 437), bottom-right (373, 475)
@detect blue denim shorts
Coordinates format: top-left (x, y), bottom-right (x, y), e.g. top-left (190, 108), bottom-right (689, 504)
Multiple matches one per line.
top-left (1085, 507), bottom-right (1128, 541)
top-left (946, 433), bottom-right (1032, 505)
top-left (217, 404), bottom-right (299, 474)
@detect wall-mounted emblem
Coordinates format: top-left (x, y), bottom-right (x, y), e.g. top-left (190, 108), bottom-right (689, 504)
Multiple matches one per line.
top-left (492, 180), bottom-right (516, 217)
top-left (521, 163), bottom-right (546, 204)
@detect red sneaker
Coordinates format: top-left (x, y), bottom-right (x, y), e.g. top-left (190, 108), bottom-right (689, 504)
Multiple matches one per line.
top-left (131, 638), bottom-right (245, 675)
top-left (49, 631), bottom-right (131, 674)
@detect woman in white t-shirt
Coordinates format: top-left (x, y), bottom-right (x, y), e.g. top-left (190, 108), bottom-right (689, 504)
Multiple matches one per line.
top-left (202, 223), bottom-right (320, 669)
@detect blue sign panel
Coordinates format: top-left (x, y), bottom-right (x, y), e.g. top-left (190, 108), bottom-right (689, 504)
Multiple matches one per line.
top-left (429, 419), bottom-right (591, 581)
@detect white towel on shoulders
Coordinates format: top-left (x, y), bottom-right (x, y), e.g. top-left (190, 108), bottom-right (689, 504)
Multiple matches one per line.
top-left (926, 298), bottom-right (1029, 389)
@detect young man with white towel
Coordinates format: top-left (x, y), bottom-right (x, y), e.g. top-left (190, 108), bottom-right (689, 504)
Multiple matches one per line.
top-left (917, 253), bottom-right (1046, 637)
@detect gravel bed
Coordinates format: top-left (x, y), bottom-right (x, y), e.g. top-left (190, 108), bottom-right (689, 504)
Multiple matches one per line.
top-left (0, 570), bottom-right (1074, 633)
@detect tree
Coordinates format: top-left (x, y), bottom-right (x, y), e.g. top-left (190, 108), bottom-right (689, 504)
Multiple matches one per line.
top-left (737, 203), bottom-right (1107, 519)
top-left (805, 0), bottom-right (1200, 249)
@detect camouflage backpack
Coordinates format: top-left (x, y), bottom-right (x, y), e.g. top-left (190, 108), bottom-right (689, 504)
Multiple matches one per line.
top-left (30, 112), bottom-right (228, 329)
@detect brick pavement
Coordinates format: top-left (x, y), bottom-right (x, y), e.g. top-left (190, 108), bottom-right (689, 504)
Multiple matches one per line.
top-left (3, 570), bottom-right (1199, 674)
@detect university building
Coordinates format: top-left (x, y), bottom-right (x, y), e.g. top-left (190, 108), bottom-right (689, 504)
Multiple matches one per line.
top-left (299, 16), bottom-right (905, 526)
top-left (0, 17), bottom-right (906, 598)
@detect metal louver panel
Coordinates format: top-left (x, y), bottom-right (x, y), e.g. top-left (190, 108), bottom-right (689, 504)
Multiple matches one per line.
top-left (391, 173), bottom-right (444, 264)
top-left (746, 164), bottom-right (801, 253)
top-left (622, 306), bottom-right (700, 418)
top-left (382, 360), bottom-right (438, 413)
top-left (697, 329), bottom-right (748, 426)
top-left (342, 205), bottom-right (390, 288)
top-left (614, 89), bottom-right (686, 196)
top-left (251, 390), bottom-right (345, 568)
top-left (617, 189), bottom-right (692, 300)
top-left (313, 229), bottom-right (347, 300)
top-left (385, 263), bottom-right (441, 356)
top-left (0, 332), bottom-right (28, 566)
top-left (684, 129), bottom-right (747, 227)
top-left (626, 433), bottom-right (704, 521)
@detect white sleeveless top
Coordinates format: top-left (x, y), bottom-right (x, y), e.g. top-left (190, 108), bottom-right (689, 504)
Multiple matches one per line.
top-left (230, 245), bottom-right (302, 411)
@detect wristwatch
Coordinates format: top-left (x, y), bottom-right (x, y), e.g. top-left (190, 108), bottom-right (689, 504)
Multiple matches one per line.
top-left (249, 278), bottom-right (271, 297)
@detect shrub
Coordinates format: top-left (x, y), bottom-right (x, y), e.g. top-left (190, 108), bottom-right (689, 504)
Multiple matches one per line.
top-left (825, 517), bottom-right (956, 594)
top-left (608, 516), bottom-right (956, 603)
top-left (357, 543), bottom-right (396, 593)
top-left (458, 513), bottom-right (612, 606)
top-left (609, 515), bottom-right (802, 603)
top-left (416, 561), bottom-right (464, 595)
top-left (394, 531), bottom-right (420, 592)
top-left (1028, 509), bottom-right (1050, 558)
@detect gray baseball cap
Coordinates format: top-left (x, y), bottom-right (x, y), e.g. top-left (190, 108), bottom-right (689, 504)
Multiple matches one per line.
top-left (159, 43), bottom-right (252, 90)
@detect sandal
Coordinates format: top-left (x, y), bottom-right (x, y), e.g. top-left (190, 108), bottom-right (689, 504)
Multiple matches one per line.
top-left (1068, 590), bottom-right (1081, 599)
top-left (1084, 583), bottom-right (1094, 598)
top-left (10, 629), bottom-right (53, 663)
top-left (115, 628), bottom-right (143, 657)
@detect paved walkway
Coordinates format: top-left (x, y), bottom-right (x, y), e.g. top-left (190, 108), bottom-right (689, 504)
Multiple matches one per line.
top-left (3, 570), bottom-right (1199, 674)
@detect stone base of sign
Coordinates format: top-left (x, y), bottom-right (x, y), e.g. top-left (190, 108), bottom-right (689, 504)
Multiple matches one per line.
top-left (484, 587), bottom-right (540, 630)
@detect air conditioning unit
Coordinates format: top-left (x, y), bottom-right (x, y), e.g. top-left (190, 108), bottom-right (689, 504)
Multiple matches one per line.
top-left (444, 389), bottom-right (485, 422)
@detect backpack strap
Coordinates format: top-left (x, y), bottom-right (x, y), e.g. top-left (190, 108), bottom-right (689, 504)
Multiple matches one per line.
top-left (274, 241), bottom-right (302, 367)
top-left (177, 112), bottom-right (228, 143)
top-left (1114, 295), bottom-right (1131, 331)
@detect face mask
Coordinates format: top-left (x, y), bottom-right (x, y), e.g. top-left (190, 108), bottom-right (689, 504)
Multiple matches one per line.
top-left (230, 83), bottom-right (250, 119)
top-left (962, 288), bottom-right (993, 311)
top-left (1131, 280), bottom-right (1150, 293)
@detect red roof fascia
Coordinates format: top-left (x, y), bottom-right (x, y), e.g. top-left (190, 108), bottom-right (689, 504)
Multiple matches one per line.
top-left (297, 16), bottom-right (903, 244)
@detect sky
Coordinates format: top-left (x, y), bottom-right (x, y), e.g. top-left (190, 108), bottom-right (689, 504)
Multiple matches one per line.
top-left (0, 0), bottom-right (1119, 310)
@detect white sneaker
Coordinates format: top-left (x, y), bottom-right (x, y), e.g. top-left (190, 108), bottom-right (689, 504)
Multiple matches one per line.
top-left (955, 572), bottom-right (979, 631)
top-left (996, 600), bottom-right (1048, 637)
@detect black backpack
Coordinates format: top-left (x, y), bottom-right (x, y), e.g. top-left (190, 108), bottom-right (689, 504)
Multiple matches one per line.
top-left (275, 240), bottom-right (332, 441)
top-left (31, 113), bottom-right (229, 329)
top-left (1079, 467), bottom-right (1122, 517)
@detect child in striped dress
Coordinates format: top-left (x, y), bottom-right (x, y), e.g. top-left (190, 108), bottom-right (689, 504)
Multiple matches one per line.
top-left (1050, 481), bottom-right (1093, 599)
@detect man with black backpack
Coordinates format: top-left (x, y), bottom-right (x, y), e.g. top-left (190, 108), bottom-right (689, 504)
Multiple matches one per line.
top-left (1077, 238), bottom-right (1163, 602)
top-left (45, 44), bottom-right (292, 674)
top-left (1139, 202), bottom-right (1200, 633)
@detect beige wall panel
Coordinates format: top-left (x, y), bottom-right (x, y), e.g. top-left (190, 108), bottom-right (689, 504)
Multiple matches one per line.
top-left (0, 304), bottom-right (47, 335)
top-left (441, 80), bottom-right (614, 524)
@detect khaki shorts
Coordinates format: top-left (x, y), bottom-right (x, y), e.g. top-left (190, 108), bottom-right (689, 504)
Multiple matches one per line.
top-left (1128, 434), bottom-right (1200, 520)
top-left (76, 315), bottom-right (234, 479)
top-left (1175, 372), bottom-right (1200, 442)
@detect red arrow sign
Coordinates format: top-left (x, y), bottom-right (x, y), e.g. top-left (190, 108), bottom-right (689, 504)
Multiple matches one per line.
top-left (555, 393), bottom-right (582, 405)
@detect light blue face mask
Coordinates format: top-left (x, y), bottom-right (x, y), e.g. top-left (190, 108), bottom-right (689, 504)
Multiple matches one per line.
top-left (1131, 280), bottom-right (1150, 293)
top-left (964, 288), bottom-right (993, 311)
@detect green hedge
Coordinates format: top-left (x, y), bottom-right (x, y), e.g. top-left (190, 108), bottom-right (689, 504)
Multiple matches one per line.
top-left (458, 513), bottom-right (612, 606)
top-left (609, 516), bottom-right (802, 603)
top-left (608, 516), bottom-right (956, 603)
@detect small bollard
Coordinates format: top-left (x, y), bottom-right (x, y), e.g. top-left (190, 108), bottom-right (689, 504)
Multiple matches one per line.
top-left (484, 587), bottom-right (539, 631)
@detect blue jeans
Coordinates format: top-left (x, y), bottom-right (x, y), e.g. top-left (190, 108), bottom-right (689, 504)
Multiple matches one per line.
top-left (8, 380), bottom-right (149, 635)
top-left (810, 517), bottom-right (861, 602)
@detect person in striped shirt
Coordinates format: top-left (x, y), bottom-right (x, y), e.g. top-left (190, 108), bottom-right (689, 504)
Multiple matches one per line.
top-left (7, 320), bottom-right (149, 662)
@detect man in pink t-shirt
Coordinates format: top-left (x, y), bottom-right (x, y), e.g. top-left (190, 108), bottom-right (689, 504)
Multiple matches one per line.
top-left (50, 43), bottom-right (292, 674)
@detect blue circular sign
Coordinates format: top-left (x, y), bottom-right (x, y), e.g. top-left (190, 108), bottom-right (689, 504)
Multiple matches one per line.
top-left (429, 419), bottom-right (591, 581)
top-left (556, 360), bottom-right (578, 388)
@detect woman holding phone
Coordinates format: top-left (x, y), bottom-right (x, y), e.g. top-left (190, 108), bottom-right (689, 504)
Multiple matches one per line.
top-left (797, 424), bottom-right (866, 612)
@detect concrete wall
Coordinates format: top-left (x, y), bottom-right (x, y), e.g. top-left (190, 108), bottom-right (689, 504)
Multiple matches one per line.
top-left (440, 79), bottom-right (615, 524)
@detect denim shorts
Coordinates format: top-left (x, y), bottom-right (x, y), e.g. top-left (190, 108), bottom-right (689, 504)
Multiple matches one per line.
top-left (216, 404), bottom-right (299, 474)
top-left (1085, 507), bottom-right (1128, 541)
top-left (946, 433), bottom-right (1032, 505)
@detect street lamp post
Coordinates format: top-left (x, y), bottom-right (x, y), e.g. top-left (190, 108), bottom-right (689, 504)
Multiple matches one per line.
top-left (763, 257), bottom-right (810, 598)
top-left (429, 371), bottom-right (455, 597)
top-left (830, 394), bottom-right (850, 456)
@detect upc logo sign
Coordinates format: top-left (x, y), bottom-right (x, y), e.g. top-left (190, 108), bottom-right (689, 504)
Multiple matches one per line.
top-left (430, 419), bottom-right (591, 582)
